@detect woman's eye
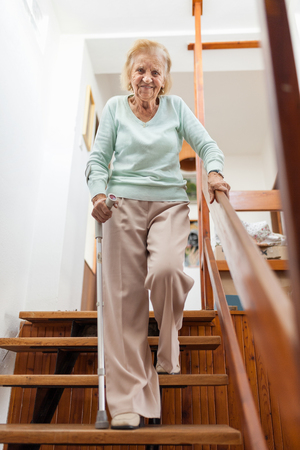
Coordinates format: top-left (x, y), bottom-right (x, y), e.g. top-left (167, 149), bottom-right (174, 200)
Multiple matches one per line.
top-left (153, 71), bottom-right (159, 76)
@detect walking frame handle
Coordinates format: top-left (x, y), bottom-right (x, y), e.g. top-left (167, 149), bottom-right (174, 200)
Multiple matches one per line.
top-left (95, 193), bottom-right (117, 429)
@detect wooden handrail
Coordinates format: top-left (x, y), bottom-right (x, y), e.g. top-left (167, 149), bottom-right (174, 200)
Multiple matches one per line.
top-left (204, 238), bottom-right (267, 450)
top-left (256, 0), bottom-right (300, 373)
top-left (202, 167), bottom-right (300, 445)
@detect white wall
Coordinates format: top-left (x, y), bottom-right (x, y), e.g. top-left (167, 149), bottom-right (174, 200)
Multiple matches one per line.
top-left (57, 42), bottom-right (109, 307)
top-left (286, 0), bottom-right (300, 85)
top-left (0, 1), bottom-right (108, 428)
top-left (96, 71), bottom-right (271, 159)
top-left (224, 154), bottom-right (273, 225)
top-left (25, 35), bottom-right (85, 311)
top-left (0, 0), bottom-right (61, 430)
top-left (24, 37), bottom-right (109, 312)
top-left (261, 129), bottom-right (278, 189)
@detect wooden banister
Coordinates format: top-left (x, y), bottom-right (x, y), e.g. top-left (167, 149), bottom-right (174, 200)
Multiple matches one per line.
top-left (202, 167), bottom-right (300, 446)
top-left (192, 0), bottom-right (300, 446)
top-left (204, 238), bottom-right (267, 450)
top-left (256, 0), bottom-right (300, 373)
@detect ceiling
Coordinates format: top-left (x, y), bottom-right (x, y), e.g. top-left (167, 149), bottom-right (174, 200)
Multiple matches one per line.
top-left (51, 0), bottom-right (263, 73)
top-left (50, 0), bottom-right (271, 157)
top-left (51, 0), bottom-right (260, 36)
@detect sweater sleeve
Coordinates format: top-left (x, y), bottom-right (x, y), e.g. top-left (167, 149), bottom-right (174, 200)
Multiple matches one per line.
top-left (85, 99), bottom-right (117, 199)
top-left (176, 97), bottom-right (224, 174)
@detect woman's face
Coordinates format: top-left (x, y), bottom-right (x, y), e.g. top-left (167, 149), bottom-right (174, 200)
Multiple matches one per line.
top-left (130, 51), bottom-right (166, 103)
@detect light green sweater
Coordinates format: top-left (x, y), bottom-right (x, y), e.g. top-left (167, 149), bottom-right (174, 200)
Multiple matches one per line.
top-left (86, 94), bottom-right (224, 201)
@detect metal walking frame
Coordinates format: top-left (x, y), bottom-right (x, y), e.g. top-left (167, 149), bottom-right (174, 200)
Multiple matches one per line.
top-left (95, 193), bottom-right (117, 429)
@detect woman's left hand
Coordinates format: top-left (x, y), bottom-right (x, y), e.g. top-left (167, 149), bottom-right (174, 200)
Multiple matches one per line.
top-left (208, 172), bottom-right (231, 204)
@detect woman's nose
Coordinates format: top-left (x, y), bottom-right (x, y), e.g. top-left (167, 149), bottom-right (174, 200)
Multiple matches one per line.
top-left (142, 73), bottom-right (152, 83)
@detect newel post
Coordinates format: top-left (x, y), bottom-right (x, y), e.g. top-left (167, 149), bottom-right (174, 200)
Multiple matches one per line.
top-left (192, 0), bottom-right (214, 310)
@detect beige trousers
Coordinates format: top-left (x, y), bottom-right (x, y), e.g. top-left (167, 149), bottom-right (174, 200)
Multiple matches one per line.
top-left (102, 199), bottom-right (194, 419)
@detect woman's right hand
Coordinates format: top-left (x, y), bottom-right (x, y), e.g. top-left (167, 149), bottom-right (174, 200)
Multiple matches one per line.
top-left (91, 194), bottom-right (117, 223)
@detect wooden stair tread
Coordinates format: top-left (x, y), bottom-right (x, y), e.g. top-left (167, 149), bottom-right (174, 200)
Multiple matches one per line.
top-left (19, 310), bottom-right (216, 323)
top-left (0, 373), bottom-right (228, 388)
top-left (0, 336), bottom-right (221, 352)
top-left (0, 423), bottom-right (242, 445)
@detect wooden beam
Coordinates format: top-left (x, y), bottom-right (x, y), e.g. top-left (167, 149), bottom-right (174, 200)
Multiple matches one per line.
top-left (198, 160), bottom-right (205, 308)
top-left (188, 40), bottom-right (260, 50)
top-left (192, 0), bottom-right (203, 16)
top-left (203, 192), bottom-right (213, 309)
top-left (193, 0), bottom-right (212, 309)
top-left (256, 0), bottom-right (300, 376)
top-left (204, 238), bottom-right (268, 450)
top-left (271, 211), bottom-right (283, 234)
top-left (229, 190), bottom-right (282, 211)
top-left (216, 259), bottom-right (289, 271)
top-left (194, 1), bottom-right (204, 124)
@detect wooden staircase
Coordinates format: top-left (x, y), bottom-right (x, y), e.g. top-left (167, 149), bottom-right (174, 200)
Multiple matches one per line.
top-left (1, 0), bottom-right (299, 447)
top-left (0, 310), bottom-right (243, 448)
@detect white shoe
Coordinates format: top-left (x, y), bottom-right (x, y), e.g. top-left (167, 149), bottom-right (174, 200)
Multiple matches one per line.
top-left (111, 413), bottom-right (141, 429)
top-left (156, 363), bottom-right (180, 375)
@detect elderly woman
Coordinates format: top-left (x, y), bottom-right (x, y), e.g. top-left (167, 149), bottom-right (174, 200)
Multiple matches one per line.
top-left (86, 39), bottom-right (230, 429)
